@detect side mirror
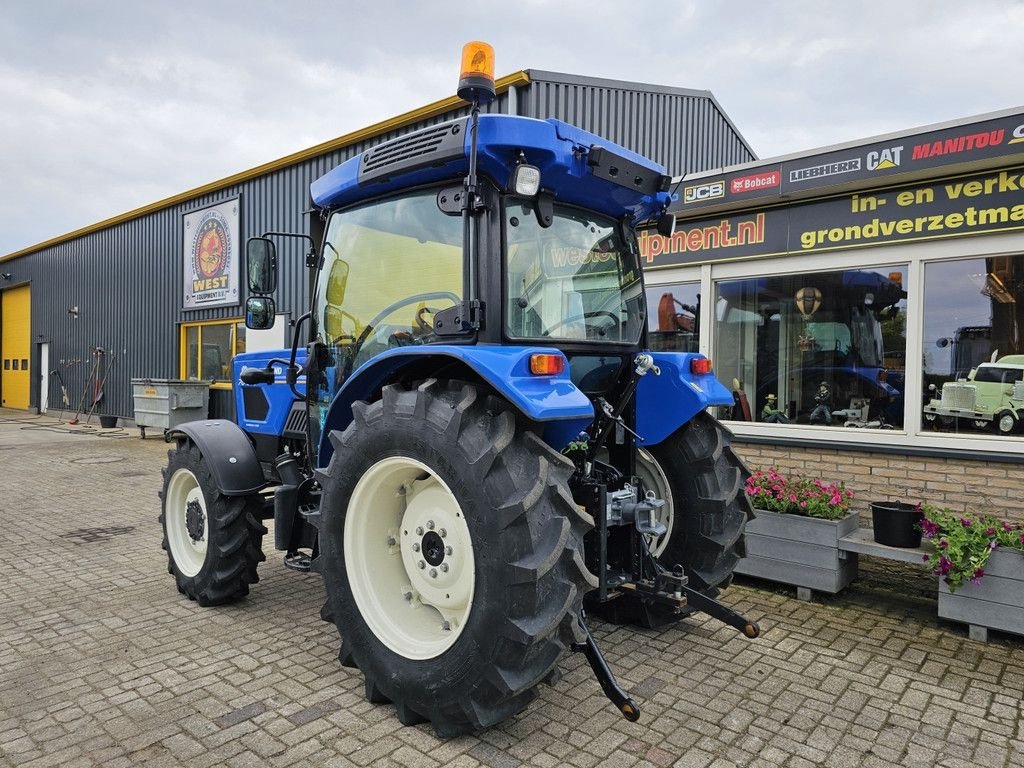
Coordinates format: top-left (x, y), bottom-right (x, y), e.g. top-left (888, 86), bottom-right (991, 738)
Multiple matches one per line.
top-left (326, 259), bottom-right (349, 306)
top-left (247, 237), bottom-right (277, 294)
top-left (656, 213), bottom-right (676, 238)
top-left (245, 296), bottom-right (276, 330)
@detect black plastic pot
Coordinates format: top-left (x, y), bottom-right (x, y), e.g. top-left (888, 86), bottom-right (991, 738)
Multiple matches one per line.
top-left (871, 501), bottom-right (924, 548)
top-left (99, 415), bottom-right (118, 429)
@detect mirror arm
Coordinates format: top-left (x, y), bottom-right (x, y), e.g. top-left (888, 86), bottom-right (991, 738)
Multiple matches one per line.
top-left (286, 311), bottom-right (312, 400)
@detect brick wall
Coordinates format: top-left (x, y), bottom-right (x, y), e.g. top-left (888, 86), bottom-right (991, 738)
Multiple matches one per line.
top-left (734, 442), bottom-right (1024, 524)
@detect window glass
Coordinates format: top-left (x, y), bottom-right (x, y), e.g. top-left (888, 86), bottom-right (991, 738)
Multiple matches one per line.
top-left (182, 321), bottom-right (242, 384)
top-left (311, 188), bottom-right (464, 451)
top-left (316, 188), bottom-right (463, 375)
top-left (645, 282), bottom-right (699, 352)
top-left (714, 266), bottom-right (907, 428)
top-left (200, 324), bottom-right (232, 381)
top-left (234, 323), bottom-right (247, 356)
top-left (185, 326), bottom-right (199, 379)
top-left (505, 199), bottom-right (644, 344)
top-left (922, 254), bottom-right (1024, 436)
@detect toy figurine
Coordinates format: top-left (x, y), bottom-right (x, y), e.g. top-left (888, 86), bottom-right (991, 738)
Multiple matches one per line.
top-left (809, 381), bottom-right (833, 424)
top-left (761, 394), bottom-right (790, 424)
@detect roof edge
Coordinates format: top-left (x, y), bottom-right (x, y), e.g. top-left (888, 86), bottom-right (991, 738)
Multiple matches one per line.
top-left (2, 71), bottom-right (531, 263)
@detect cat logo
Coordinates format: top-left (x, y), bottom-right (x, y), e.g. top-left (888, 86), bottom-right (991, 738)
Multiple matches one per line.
top-left (1010, 125), bottom-right (1024, 145)
top-left (683, 179), bottom-right (725, 204)
top-left (866, 145), bottom-right (903, 171)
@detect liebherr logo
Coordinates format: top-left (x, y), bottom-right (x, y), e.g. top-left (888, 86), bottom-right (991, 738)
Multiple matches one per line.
top-left (789, 158), bottom-right (861, 182)
top-left (683, 179), bottom-right (725, 204)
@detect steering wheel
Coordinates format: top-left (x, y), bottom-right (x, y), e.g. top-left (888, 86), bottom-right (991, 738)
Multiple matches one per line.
top-left (542, 310), bottom-right (620, 338)
top-left (352, 291), bottom-right (460, 357)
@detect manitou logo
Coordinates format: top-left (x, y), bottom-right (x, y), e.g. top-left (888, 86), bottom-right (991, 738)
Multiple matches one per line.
top-left (683, 179), bottom-right (725, 204)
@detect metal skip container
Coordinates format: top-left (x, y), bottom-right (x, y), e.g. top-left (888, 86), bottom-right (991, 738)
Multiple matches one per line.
top-left (131, 379), bottom-right (210, 438)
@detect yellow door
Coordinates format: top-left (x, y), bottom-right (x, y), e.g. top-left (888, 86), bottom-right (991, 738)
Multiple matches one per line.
top-left (1, 284), bottom-right (31, 409)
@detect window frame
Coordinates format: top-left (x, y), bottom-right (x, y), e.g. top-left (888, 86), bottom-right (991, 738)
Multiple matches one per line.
top-left (179, 318), bottom-right (246, 389)
top-left (652, 228), bottom-right (1024, 456)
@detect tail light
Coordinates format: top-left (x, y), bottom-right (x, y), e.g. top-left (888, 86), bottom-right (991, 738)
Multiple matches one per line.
top-left (690, 357), bottom-right (713, 375)
top-left (529, 353), bottom-right (565, 375)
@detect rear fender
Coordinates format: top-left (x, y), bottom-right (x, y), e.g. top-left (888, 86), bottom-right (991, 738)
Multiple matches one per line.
top-left (167, 420), bottom-right (266, 496)
top-left (635, 352), bottom-right (733, 446)
top-left (317, 345), bottom-right (594, 466)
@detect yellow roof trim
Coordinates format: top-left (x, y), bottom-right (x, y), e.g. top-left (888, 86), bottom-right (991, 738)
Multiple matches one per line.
top-left (3, 71), bottom-right (531, 263)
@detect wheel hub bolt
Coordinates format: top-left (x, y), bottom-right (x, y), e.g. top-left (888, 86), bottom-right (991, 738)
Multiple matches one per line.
top-left (411, 542), bottom-right (420, 552)
top-left (440, 563), bottom-right (449, 573)
top-left (439, 528), bottom-right (447, 538)
top-left (418, 560), bottom-right (426, 569)
top-left (415, 526), bottom-right (424, 536)
top-left (429, 568), bottom-right (438, 578)
top-left (386, 535), bottom-right (397, 546)
top-left (445, 546), bottom-right (453, 556)
top-left (426, 520), bottom-right (435, 530)
top-left (442, 620), bottom-right (451, 631)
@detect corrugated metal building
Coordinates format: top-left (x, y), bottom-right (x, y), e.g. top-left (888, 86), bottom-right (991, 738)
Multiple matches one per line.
top-left (0, 70), bottom-right (753, 420)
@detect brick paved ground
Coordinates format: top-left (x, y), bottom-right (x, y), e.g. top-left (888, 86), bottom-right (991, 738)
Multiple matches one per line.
top-left (1, 410), bottom-right (1022, 768)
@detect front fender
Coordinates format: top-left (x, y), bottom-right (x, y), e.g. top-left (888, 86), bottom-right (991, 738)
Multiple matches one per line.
top-left (317, 345), bottom-right (594, 465)
top-left (635, 352), bottom-right (734, 446)
top-left (167, 419), bottom-right (266, 495)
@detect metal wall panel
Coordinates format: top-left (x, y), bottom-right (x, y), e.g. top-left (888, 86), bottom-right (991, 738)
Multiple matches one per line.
top-left (0, 74), bottom-right (748, 420)
top-left (521, 71), bottom-right (755, 176)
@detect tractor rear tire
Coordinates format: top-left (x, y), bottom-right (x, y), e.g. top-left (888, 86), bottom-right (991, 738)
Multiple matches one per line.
top-left (159, 440), bottom-right (266, 606)
top-left (646, 412), bottom-right (753, 594)
top-left (315, 379), bottom-right (596, 736)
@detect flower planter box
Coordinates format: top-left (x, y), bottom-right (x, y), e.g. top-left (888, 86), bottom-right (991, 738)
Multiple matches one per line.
top-left (937, 547), bottom-right (1024, 642)
top-left (735, 509), bottom-right (860, 599)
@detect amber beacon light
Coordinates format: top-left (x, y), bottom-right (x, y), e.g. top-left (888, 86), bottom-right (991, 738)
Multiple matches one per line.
top-left (457, 41), bottom-right (496, 105)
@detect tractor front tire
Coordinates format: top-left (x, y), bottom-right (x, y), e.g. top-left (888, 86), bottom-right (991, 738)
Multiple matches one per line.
top-left (645, 411), bottom-right (753, 594)
top-left (159, 440), bottom-right (266, 606)
top-left (316, 379), bottom-right (596, 736)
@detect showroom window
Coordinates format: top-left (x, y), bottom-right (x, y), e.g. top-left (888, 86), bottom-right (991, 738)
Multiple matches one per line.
top-left (181, 319), bottom-right (246, 388)
top-left (922, 253), bottom-right (1024, 437)
top-left (644, 281), bottom-right (700, 352)
top-left (714, 266), bottom-right (908, 428)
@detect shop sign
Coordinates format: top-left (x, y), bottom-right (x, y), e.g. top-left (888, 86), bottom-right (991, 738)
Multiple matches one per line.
top-left (643, 166), bottom-right (1024, 269)
top-left (182, 199), bottom-right (240, 309)
top-left (671, 112), bottom-right (1024, 213)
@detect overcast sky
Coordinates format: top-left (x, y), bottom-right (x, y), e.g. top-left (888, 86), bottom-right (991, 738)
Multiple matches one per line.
top-left (2, 0), bottom-right (1022, 256)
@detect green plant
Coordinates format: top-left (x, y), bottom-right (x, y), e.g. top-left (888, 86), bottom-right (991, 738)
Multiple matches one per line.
top-left (745, 467), bottom-right (853, 521)
top-left (921, 505), bottom-right (1024, 592)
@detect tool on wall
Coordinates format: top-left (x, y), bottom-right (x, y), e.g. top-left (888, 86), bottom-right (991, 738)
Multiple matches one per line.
top-left (68, 347), bottom-right (104, 425)
top-left (84, 351), bottom-right (118, 425)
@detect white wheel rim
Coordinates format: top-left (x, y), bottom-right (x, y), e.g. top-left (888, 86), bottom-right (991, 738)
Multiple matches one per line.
top-left (345, 456), bottom-right (475, 660)
top-left (165, 468), bottom-right (209, 577)
top-left (636, 448), bottom-right (674, 558)
top-left (999, 414), bottom-right (1015, 433)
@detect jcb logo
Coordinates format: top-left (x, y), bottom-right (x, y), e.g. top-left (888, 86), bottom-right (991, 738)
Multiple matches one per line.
top-left (683, 179), bottom-right (725, 203)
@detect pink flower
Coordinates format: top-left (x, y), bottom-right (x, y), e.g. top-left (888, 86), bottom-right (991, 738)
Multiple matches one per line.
top-left (961, 517), bottom-right (973, 528)
top-left (986, 527), bottom-right (997, 536)
top-left (939, 539), bottom-right (949, 549)
top-left (938, 556), bottom-right (953, 575)
top-left (800, 501), bottom-right (807, 509)
top-left (830, 493), bottom-right (842, 505)
top-left (971, 568), bottom-right (985, 585)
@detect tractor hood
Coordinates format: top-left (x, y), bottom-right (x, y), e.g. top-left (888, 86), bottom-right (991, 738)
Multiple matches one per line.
top-left (310, 114), bottom-right (671, 225)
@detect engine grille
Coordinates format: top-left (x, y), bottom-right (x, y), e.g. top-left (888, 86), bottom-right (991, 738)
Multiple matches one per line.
top-left (358, 120), bottom-right (466, 184)
top-left (941, 382), bottom-right (977, 411)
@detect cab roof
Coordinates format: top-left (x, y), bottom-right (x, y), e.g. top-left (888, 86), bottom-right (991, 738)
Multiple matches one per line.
top-left (310, 114), bottom-right (670, 225)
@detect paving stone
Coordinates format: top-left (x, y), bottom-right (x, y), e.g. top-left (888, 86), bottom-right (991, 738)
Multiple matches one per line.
top-left (3, 413), bottom-right (1024, 767)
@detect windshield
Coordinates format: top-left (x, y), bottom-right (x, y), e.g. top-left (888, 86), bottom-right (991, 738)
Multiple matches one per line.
top-left (504, 198), bottom-right (644, 344)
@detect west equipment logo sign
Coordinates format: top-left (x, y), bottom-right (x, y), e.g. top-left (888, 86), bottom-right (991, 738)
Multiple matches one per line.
top-left (183, 199), bottom-right (240, 309)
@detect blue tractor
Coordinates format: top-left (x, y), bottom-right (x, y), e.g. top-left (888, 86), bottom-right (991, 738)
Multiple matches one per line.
top-left (159, 44), bottom-right (756, 736)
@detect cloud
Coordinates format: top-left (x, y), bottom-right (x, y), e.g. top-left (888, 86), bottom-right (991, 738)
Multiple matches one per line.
top-left (1, 0), bottom-right (1022, 254)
